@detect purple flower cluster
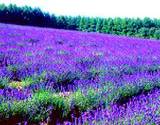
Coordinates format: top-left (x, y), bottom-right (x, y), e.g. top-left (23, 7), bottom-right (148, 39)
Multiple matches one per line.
top-left (75, 89), bottom-right (160, 125)
top-left (0, 23), bottom-right (160, 124)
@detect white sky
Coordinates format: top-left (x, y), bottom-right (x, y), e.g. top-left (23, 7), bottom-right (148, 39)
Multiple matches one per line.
top-left (0, 0), bottom-right (160, 18)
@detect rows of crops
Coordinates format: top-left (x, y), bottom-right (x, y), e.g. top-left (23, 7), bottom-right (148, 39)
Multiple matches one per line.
top-left (0, 23), bottom-right (160, 124)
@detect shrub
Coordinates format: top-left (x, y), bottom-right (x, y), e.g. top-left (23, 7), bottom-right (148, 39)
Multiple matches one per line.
top-left (0, 77), bottom-right (9, 88)
top-left (70, 90), bottom-right (89, 111)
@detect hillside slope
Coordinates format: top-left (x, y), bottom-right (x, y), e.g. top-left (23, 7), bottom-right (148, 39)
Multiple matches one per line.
top-left (0, 23), bottom-right (160, 124)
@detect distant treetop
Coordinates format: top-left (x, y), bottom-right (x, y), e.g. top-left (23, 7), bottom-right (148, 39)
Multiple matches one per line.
top-left (0, 4), bottom-right (160, 39)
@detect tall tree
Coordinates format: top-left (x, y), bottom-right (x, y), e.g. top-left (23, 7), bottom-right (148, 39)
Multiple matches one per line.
top-left (56, 16), bottom-right (67, 29)
top-left (95, 18), bottom-right (103, 32)
top-left (79, 17), bottom-right (86, 31)
top-left (1, 4), bottom-right (160, 39)
top-left (101, 19), bottom-right (108, 33)
top-left (88, 18), bottom-right (96, 32)
top-left (154, 29), bottom-right (160, 39)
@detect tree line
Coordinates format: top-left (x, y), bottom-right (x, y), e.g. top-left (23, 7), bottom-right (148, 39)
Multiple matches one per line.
top-left (0, 4), bottom-right (160, 39)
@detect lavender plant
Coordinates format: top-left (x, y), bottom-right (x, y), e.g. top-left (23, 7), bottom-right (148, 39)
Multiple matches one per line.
top-left (0, 23), bottom-right (160, 124)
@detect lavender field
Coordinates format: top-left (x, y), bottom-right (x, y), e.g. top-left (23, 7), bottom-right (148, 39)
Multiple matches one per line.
top-left (0, 23), bottom-right (160, 125)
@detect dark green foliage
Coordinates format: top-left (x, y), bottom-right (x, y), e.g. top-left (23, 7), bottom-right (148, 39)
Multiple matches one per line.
top-left (154, 30), bottom-right (160, 39)
top-left (0, 90), bottom-right (69, 123)
top-left (7, 65), bottom-right (21, 81)
top-left (88, 18), bottom-right (96, 32)
top-left (96, 18), bottom-right (103, 32)
top-left (79, 17), bottom-right (89, 31)
top-left (101, 19), bottom-right (108, 33)
top-left (1, 4), bottom-right (160, 39)
top-left (118, 85), bottom-right (140, 98)
top-left (0, 89), bottom-right (103, 123)
top-left (56, 16), bottom-right (67, 29)
top-left (0, 77), bottom-right (9, 89)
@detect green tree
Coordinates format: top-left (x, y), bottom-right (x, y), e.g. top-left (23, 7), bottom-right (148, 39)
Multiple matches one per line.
top-left (154, 30), bottom-right (160, 39)
top-left (138, 27), bottom-right (150, 38)
top-left (105, 18), bottom-right (114, 34)
top-left (56, 16), bottom-right (67, 29)
top-left (66, 16), bottom-right (77, 30)
top-left (88, 18), bottom-right (96, 32)
top-left (79, 17), bottom-right (86, 31)
top-left (1, 3), bottom-right (160, 39)
top-left (143, 17), bottom-right (154, 28)
top-left (95, 18), bottom-right (103, 32)
top-left (101, 19), bottom-right (108, 33)
top-left (113, 17), bottom-right (123, 35)
top-left (0, 4), bottom-right (8, 22)
top-left (149, 27), bottom-right (156, 38)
